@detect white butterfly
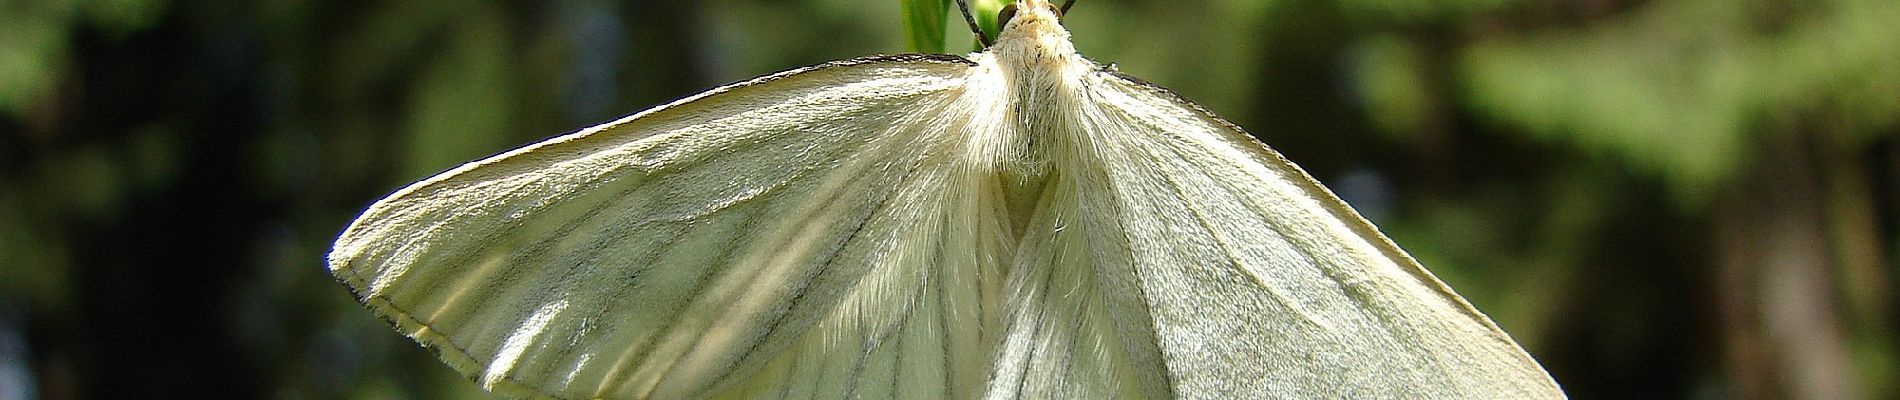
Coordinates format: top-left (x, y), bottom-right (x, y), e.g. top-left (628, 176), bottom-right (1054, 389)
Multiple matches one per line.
top-left (329, 1), bottom-right (1564, 398)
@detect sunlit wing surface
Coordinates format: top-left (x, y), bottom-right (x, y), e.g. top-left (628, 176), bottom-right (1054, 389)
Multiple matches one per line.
top-left (1046, 71), bottom-right (1562, 397)
top-left (332, 55), bottom-right (1026, 399)
top-left (330, 1), bottom-right (1563, 399)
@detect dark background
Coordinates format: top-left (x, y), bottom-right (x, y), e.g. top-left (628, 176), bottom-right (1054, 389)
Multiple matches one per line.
top-left (2, 0), bottom-right (1896, 398)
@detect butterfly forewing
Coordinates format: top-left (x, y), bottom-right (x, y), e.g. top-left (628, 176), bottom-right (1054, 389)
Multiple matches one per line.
top-left (332, 56), bottom-right (1023, 399)
top-left (1057, 72), bottom-right (1562, 397)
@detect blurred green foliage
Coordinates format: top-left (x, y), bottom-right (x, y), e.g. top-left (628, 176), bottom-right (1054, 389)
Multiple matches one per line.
top-left (900, 0), bottom-right (949, 52)
top-left (1, 0), bottom-right (1895, 399)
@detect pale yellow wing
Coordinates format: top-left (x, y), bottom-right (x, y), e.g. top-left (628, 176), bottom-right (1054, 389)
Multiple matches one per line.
top-left (979, 64), bottom-right (1564, 399)
top-left (329, 55), bottom-right (1019, 400)
top-left (1008, 70), bottom-right (1566, 398)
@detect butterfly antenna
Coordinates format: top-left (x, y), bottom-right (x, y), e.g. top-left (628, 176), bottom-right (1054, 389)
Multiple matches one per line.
top-left (954, 0), bottom-right (994, 47)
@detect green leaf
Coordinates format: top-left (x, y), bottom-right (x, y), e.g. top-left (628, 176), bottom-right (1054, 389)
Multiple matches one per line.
top-left (901, 0), bottom-right (1018, 52)
top-left (966, 0), bottom-right (1010, 43)
top-left (900, 0), bottom-right (951, 53)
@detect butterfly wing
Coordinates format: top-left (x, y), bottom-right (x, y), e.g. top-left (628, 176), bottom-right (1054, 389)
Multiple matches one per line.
top-left (994, 71), bottom-right (1566, 398)
top-left (330, 54), bottom-right (1018, 400)
top-left (333, 49), bottom-right (1560, 399)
